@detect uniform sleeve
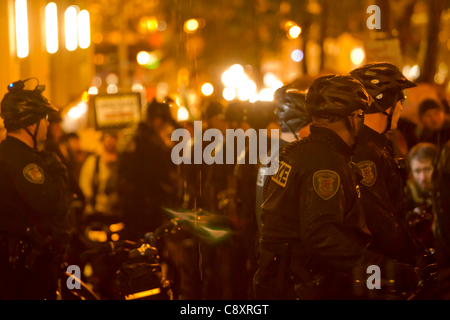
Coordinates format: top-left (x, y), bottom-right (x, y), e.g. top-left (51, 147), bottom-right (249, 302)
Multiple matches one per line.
top-left (7, 153), bottom-right (69, 218)
top-left (298, 169), bottom-right (377, 270)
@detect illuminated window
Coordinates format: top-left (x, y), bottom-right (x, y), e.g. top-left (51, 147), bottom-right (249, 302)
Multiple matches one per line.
top-left (45, 3), bottom-right (58, 54)
top-left (65, 6), bottom-right (78, 51)
top-left (15, 0), bottom-right (29, 58)
top-left (78, 10), bottom-right (90, 49)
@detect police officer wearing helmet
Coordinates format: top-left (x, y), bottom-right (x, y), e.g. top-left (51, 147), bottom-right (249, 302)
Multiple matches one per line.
top-left (350, 62), bottom-right (425, 266)
top-left (255, 83), bottom-right (311, 235)
top-left (0, 78), bottom-right (71, 300)
top-left (253, 74), bottom-right (418, 300)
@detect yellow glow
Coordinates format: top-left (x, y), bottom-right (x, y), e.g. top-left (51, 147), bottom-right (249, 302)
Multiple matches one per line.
top-left (184, 19), bottom-right (199, 33)
top-left (65, 6), bottom-right (78, 51)
top-left (111, 233), bottom-right (120, 241)
top-left (177, 106), bottom-right (190, 122)
top-left (45, 3), bottom-right (58, 54)
top-left (283, 20), bottom-right (297, 31)
top-left (15, 0), bottom-right (29, 58)
top-left (78, 10), bottom-right (90, 49)
top-left (260, 88), bottom-right (274, 102)
top-left (88, 86), bottom-right (98, 95)
top-left (351, 47), bottom-right (365, 65)
top-left (110, 222), bottom-right (125, 233)
top-left (137, 51), bottom-right (150, 65)
top-left (201, 83), bottom-right (214, 96)
top-left (223, 87), bottom-right (236, 101)
top-left (125, 288), bottom-right (161, 300)
top-left (81, 91), bottom-right (90, 103)
top-left (288, 26), bottom-right (302, 39)
top-left (147, 17), bottom-right (158, 32)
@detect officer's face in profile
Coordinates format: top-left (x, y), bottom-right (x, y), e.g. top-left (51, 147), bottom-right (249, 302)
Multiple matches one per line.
top-left (34, 117), bottom-right (49, 144)
top-left (410, 158), bottom-right (434, 193)
top-left (388, 100), bottom-right (404, 131)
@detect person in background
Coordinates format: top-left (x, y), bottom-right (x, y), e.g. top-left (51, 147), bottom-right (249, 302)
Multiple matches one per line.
top-left (405, 143), bottom-right (439, 212)
top-left (418, 99), bottom-right (450, 151)
top-left (46, 110), bottom-right (85, 203)
top-left (118, 98), bottom-right (181, 241)
top-left (79, 132), bottom-right (118, 220)
top-left (60, 132), bottom-right (87, 186)
top-left (404, 142), bottom-right (439, 250)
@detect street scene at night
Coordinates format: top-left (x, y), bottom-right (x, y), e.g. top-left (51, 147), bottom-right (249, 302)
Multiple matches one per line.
top-left (1, 0), bottom-right (450, 304)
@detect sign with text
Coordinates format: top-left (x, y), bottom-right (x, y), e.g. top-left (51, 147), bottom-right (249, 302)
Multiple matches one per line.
top-left (93, 93), bottom-right (142, 130)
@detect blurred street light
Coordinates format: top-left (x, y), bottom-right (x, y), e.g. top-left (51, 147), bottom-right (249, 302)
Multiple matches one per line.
top-left (184, 19), bottom-right (199, 33)
top-left (350, 47), bottom-right (365, 66)
top-left (291, 49), bottom-right (304, 62)
top-left (45, 3), bottom-right (58, 54)
top-left (15, 0), bottom-right (29, 58)
top-left (288, 25), bottom-right (302, 39)
top-left (201, 83), bottom-right (214, 96)
top-left (78, 10), bottom-right (91, 49)
top-left (178, 106), bottom-right (190, 122)
top-left (223, 87), bottom-right (236, 101)
top-left (137, 51), bottom-right (150, 65)
top-left (65, 6), bottom-right (78, 51)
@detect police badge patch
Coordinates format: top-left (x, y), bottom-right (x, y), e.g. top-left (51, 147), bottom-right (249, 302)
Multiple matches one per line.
top-left (356, 160), bottom-right (377, 187)
top-left (23, 163), bottom-right (45, 184)
top-left (313, 170), bottom-right (340, 200)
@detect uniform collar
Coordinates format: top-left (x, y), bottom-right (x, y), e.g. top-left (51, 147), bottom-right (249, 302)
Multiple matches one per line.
top-left (358, 124), bottom-right (391, 150)
top-left (1, 135), bottom-right (35, 152)
top-left (309, 125), bottom-right (355, 158)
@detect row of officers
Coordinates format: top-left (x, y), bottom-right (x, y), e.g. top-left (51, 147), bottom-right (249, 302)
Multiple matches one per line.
top-left (0, 62), bottom-right (450, 299)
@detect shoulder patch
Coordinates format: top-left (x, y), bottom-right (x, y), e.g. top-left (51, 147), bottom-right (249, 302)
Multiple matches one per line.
top-left (271, 161), bottom-right (292, 187)
top-left (313, 170), bottom-right (340, 200)
top-left (357, 160), bottom-right (377, 187)
top-left (23, 163), bottom-right (45, 184)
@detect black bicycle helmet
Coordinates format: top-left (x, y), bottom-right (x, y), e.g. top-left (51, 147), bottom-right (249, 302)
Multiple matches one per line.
top-left (1, 79), bottom-right (56, 128)
top-left (306, 74), bottom-right (373, 118)
top-left (350, 62), bottom-right (416, 95)
top-left (274, 83), bottom-right (311, 136)
top-left (1, 78), bottom-right (57, 149)
top-left (350, 62), bottom-right (416, 134)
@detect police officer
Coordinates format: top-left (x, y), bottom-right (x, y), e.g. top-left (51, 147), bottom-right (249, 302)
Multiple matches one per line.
top-left (350, 63), bottom-right (424, 265)
top-left (0, 78), bottom-right (70, 300)
top-left (253, 74), bottom-right (418, 300)
top-left (255, 83), bottom-right (311, 235)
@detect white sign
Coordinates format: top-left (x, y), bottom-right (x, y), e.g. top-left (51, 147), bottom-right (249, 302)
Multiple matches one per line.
top-left (93, 93), bottom-right (141, 130)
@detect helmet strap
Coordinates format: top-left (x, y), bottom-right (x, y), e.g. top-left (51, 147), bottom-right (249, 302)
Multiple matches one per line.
top-left (281, 120), bottom-right (300, 140)
top-left (24, 121), bottom-right (40, 150)
top-left (381, 92), bottom-right (400, 135)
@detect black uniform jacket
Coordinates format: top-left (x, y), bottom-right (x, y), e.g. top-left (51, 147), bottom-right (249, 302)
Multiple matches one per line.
top-left (261, 126), bottom-right (379, 271)
top-left (354, 125), bottom-right (421, 264)
top-left (0, 136), bottom-right (70, 242)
